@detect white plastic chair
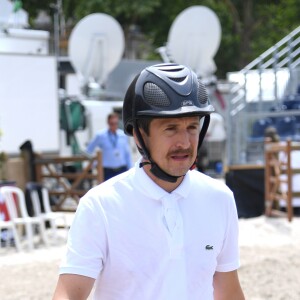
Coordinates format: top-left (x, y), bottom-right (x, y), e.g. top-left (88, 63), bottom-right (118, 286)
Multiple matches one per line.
top-left (1, 191), bottom-right (21, 251)
top-left (0, 219), bottom-right (21, 251)
top-left (30, 186), bottom-right (68, 241)
top-left (0, 186), bottom-right (48, 250)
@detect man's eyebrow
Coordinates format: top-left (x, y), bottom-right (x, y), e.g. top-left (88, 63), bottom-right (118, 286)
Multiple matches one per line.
top-left (162, 121), bottom-right (200, 127)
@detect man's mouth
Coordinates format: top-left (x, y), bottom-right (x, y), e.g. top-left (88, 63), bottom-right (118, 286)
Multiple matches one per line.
top-left (169, 150), bottom-right (192, 161)
top-left (171, 154), bottom-right (189, 161)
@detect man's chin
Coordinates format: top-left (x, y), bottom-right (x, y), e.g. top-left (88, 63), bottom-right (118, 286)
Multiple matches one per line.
top-left (169, 160), bottom-right (194, 173)
top-left (166, 167), bottom-right (191, 177)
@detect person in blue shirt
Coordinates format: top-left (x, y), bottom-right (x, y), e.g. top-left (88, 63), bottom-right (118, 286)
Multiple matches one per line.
top-left (86, 112), bottom-right (132, 180)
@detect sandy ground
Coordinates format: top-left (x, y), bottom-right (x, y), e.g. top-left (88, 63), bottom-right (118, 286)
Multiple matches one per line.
top-left (1, 215), bottom-right (300, 300)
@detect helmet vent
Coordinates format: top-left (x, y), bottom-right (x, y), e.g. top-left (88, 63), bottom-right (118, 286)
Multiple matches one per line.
top-left (168, 76), bottom-right (187, 82)
top-left (197, 80), bottom-right (208, 104)
top-left (144, 82), bottom-right (171, 107)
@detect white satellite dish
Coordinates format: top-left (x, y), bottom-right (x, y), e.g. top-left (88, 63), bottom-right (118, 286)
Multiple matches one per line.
top-left (167, 6), bottom-right (221, 78)
top-left (0, 0), bottom-right (29, 29)
top-left (68, 13), bottom-right (125, 89)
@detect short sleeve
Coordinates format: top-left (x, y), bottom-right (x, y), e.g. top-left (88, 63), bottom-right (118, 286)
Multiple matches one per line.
top-left (59, 193), bottom-right (108, 279)
top-left (215, 193), bottom-right (240, 272)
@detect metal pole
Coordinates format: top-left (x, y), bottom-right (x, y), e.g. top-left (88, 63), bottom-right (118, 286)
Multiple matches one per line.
top-left (273, 46), bottom-right (278, 103)
top-left (287, 37), bottom-right (293, 95)
top-left (51, 0), bottom-right (61, 85)
top-left (258, 59), bottom-right (263, 111)
top-left (226, 88), bottom-right (232, 165)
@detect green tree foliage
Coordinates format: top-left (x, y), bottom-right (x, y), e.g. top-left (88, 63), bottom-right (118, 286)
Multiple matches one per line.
top-left (21, 0), bottom-right (50, 22)
top-left (23, 0), bottom-right (300, 79)
top-left (63, 0), bottom-right (160, 28)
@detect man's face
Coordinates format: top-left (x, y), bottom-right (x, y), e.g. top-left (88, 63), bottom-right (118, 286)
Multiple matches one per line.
top-left (108, 116), bottom-right (119, 133)
top-left (141, 116), bottom-right (200, 177)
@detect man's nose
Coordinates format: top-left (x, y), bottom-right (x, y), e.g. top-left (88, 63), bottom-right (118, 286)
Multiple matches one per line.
top-left (175, 130), bottom-right (191, 148)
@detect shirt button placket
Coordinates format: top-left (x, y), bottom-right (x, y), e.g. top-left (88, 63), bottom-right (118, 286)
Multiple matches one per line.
top-left (162, 195), bottom-right (184, 259)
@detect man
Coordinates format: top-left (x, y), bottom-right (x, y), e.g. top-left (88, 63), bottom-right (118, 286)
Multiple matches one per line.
top-left (86, 112), bottom-right (132, 180)
top-left (53, 63), bottom-right (245, 300)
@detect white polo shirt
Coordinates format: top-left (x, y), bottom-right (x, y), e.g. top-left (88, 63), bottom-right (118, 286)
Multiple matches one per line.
top-left (60, 160), bottom-right (240, 300)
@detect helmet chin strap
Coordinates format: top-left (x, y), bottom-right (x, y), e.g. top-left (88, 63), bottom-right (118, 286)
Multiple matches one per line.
top-left (197, 115), bottom-right (210, 151)
top-left (139, 160), bottom-right (182, 183)
top-left (134, 115), bottom-right (210, 184)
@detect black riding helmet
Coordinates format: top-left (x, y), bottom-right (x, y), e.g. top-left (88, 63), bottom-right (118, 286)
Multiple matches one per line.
top-left (123, 63), bottom-right (215, 182)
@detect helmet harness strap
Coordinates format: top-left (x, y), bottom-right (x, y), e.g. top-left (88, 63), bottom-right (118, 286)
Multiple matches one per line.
top-left (192, 115), bottom-right (210, 169)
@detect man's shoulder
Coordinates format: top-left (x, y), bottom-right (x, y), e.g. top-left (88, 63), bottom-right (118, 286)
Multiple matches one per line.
top-left (190, 170), bottom-right (232, 194)
top-left (99, 128), bottom-right (110, 135)
top-left (86, 168), bottom-right (134, 197)
top-left (92, 128), bottom-right (108, 138)
top-left (79, 169), bottom-right (136, 213)
top-left (116, 129), bottom-right (127, 137)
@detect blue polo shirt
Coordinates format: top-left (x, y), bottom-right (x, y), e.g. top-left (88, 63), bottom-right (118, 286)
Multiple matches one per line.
top-left (86, 128), bottom-right (132, 169)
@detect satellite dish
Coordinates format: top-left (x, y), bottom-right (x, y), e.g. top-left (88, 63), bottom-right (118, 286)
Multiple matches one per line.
top-left (68, 13), bottom-right (125, 89)
top-left (167, 6), bottom-right (221, 78)
top-left (0, 0), bottom-right (29, 29)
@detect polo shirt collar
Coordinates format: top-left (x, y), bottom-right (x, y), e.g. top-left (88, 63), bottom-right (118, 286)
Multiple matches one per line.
top-left (133, 159), bottom-right (191, 201)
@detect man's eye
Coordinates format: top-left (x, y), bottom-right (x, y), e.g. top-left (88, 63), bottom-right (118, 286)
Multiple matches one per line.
top-left (166, 126), bottom-right (176, 131)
